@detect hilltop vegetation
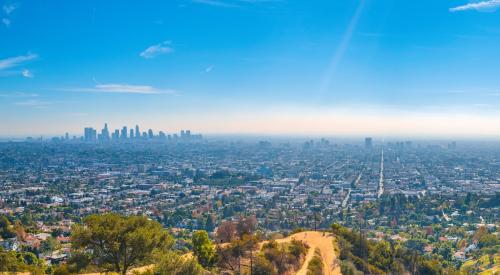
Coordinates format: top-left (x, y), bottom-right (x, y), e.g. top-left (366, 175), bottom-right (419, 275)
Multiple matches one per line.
top-left (1, 213), bottom-right (498, 274)
top-left (332, 223), bottom-right (499, 275)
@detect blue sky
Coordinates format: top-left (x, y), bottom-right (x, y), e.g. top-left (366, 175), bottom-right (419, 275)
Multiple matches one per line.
top-left (1, 0), bottom-right (500, 137)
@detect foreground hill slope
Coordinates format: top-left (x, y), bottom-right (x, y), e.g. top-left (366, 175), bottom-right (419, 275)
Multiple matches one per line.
top-left (271, 231), bottom-right (341, 275)
top-left (80, 230), bottom-right (340, 275)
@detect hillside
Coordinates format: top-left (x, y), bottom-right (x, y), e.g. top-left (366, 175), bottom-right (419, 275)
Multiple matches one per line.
top-left (79, 231), bottom-right (340, 275)
top-left (267, 231), bottom-right (341, 275)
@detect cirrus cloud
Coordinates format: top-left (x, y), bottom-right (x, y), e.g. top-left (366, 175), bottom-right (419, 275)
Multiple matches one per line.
top-left (450, 0), bottom-right (500, 12)
top-left (14, 99), bottom-right (52, 108)
top-left (22, 69), bottom-right (33, 78)
top-left (2, 3), bottom-right (18, 27)
top-left (62, 83), bottom-right (177, 95)
top-left (0, 53), bottom-right (38, 70)
top-left (139, 41), bottom-right (173, 59)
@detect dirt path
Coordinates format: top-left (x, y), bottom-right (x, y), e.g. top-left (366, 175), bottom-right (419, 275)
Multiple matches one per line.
top-left (295, 244), bottom-right (316, 275)
top-left (271, 231), bottom-right (341, 275)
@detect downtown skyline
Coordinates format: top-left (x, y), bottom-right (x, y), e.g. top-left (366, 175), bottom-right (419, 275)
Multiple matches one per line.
top-left (2, 0), bottom-right (500, 137)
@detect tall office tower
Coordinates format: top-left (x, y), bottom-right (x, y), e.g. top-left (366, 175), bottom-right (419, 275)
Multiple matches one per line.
top-left (365, 137), bottom-right (373, 149)
top-left (121, 126), bottom-right (128, 140)
top-left (180, 130), bottom-right (185, 139)
top-left (113, 129), bottom-right (120, 141)
top-left (135, 125), bottom-right (140, 139)
top-left (158, 131), bottom-right (166, 139)
top-left (84, 127), bottom-right (89, 141)
top-left (101, 123), bottom-right (110, 141)
top-left (148, 129), bottom-right (154, 139)
top-left (129, 129), bottom-right (134, 139)
top-left (84, 127), bottom-right (95, 142)
top-left (186, 130), bottom-right (191, 139)
top-left (65, 132), bottom-right (69, 141)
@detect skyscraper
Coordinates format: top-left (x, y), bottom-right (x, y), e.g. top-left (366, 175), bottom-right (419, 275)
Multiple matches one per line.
top-left (135, 125), bottom-right (140, 139)
top-left (113, 129), bottom-right (120, 141)
top-left (100, 123), bottom-right (110, 142)
top-left (130, 129), bottom-right (134, 139)
top-left (365, 137), bottom-right (373, 149)
top-left (84, 127), bottom-right (97, 142)
top-left (121, 126), bottom-right (128, 140)
top-left (148, 129), bottom-right (154, 139)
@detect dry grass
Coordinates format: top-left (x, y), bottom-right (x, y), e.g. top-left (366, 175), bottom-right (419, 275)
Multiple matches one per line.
top-left (80, 264), bottom-right (154, 275)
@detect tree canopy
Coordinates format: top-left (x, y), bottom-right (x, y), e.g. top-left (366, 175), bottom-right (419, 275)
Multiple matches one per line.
top-left (71, 213), bottom-right (173, 275)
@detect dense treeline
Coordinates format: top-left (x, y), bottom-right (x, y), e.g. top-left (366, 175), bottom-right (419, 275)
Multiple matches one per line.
top-left (1, 213), bottom-right (312, 274)
top-left (332, 223), bottom-right (462, 275)
top-left (2, 213), bottom-right (497, 274)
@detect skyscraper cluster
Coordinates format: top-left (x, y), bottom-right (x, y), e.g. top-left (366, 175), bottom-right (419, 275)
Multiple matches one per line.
top-left (82, 123), bottom-right (202, 143)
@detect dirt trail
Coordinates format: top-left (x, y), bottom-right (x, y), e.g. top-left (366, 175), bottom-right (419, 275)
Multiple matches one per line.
top-left (270, 231), bottom-right (341, 275)
top-left (295, 244), bottom-right (316, 275)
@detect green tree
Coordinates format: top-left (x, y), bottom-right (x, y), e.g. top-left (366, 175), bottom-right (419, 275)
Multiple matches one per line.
top-left (191, 230), bottom-right (217, 268)
top-left (370, 240), bottom-right (393, 271)
top-left (418, 259), bottom-right (443, 275)
top-left (205, 215), bottom-right (215, 232)
top-left (67, 252), bottom-right (92, 272)
top-left (252, 255), bottom-right (277, 275)
top-left (40, 236), bottom-right (59, 253)
top-left (72, 213), bottom-right (173, 275)
top-left (478, 234), bottom-right (498, 248)
top-left (22, 252), bottom-right (40, 266)
top-left (0, 215), bottom-right (16, 239)
top-left (153, 251), bottom-right (203, 275)
top-left (0, 248), bottom-right (45, 274)
top-left (435, 242), bottom-right (453, 262)
top-left (0, 249), bottom-right (24, 271)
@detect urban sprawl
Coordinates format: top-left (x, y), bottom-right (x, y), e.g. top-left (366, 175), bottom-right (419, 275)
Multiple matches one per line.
top-left (0, 130), bottom-right (498, 272)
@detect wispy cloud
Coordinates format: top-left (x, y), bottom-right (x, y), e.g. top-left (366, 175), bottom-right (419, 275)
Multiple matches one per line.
top-left (3, 4), bottom-right (17, 15)
top-left (0, 53), bottom-right (38, 70)
top-left (63, 83), bottom-right (177, 95)
top-left (191, 0), bottom-right (282, 8)
top-left (139, 41), bottom-right (173, 59)
top-left (450, 0), bottom-right (500, 12)
top-left (205, 65), bottom-right (214, 73)
top-left (192, 0), bottom-right (239, 7)
top-left (0, 92), bottom-right (38, 98)
top-left (14, 99), bottom-right (51, 108)
top-left (22, 69), bottom-right (33, 78)
top-left (2, 3), bottom-right (18, 26)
